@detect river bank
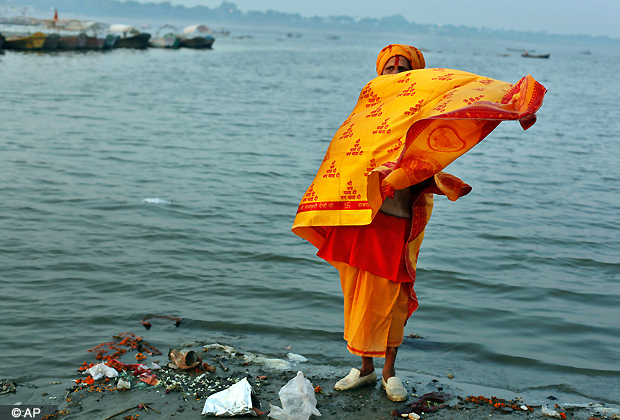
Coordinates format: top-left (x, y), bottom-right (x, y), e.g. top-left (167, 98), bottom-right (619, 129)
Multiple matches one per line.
top-left (1, 334), bottom-right (618, 420)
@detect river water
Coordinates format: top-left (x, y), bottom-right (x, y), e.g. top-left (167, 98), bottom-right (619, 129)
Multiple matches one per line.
top-left (1, 27), bottom-right (619, 407)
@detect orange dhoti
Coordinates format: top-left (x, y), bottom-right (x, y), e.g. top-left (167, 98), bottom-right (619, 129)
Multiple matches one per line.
top-left (318, 210), bottom-right (415, 357)
top-left (333, 261), bottom-right (410, 357)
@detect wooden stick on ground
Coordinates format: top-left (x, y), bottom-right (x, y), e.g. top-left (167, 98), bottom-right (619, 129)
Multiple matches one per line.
top-left (103, 402), bottom-right (160, 420)
top-left (140, 402), bottom-right (149, 414)
top-left (143, 403), bottom-right (160, 414)
top-left (103, 406), bottom-right (136, 420)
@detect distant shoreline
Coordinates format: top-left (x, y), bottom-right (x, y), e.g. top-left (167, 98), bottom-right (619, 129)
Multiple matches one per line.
top-left (6, 0), bottom-right (620, 45)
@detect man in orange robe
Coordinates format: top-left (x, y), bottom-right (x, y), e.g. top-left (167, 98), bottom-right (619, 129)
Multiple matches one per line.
top-left (292, 44), bottom-right (546, 401)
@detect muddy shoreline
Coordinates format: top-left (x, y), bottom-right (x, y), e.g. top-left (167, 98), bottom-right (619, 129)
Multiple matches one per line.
top-left (1, 338), bottom-right (618, 420)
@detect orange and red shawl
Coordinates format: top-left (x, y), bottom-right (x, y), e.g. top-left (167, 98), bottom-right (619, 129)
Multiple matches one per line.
top-left (292, 68), bottom-right (546, 310)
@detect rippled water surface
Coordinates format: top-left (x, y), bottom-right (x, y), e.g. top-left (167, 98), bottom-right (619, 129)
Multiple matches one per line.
top-left (1, 29), bottom-right (619, 405)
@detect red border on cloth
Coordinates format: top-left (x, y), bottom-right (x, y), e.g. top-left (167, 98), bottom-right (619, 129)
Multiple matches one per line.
top-left (296, 200), bottom-right (371, 214)
top-left (317, 211), bottom-right (412, 283)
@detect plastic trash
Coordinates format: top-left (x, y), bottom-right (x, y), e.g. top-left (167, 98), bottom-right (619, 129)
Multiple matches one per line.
top-left (202, 377), bottom-right (257, 416)
top-left (243, 353), bottom-right (291, 370)
top-left (269, 371), bottom-right (321, 420)
top-left (541, 405), bottom-right (562, 418)
top-left (138, 372), bottom-right (159, 386)
top-left (87, 363), bottom-right (118, 380)
top-left (287, 353), bottom-right (308, 363)
top-left (204, 343), bottom-right (238, 356)
top-left (117, 378), bottom-right (131, 390)
top-left (560, 403), bottom-right (620, 416)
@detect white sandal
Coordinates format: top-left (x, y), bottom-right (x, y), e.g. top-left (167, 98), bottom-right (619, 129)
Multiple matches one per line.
top-left (381, 376), bottom-right (408, 401)
top-left (334, 368), bottom-right (377, 391)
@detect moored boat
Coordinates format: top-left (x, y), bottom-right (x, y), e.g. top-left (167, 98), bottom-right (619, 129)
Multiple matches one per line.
top-left (4, 31), bottom-right (46, 50)
top-left (30, 17), bottom-right (108, 51)
top-left (57, 33), bottom-right (87, 50)
top-left (84, 35), bottom-right (105, 50)
top-left (81, 22), bottom-right (108, 50)
top-left (149, 24), bottom-right (181, 49)
top-left (109, 24), bottom-right (151, 49)
top-left (42, 33), bottom-right (60, 50)
top-left (180, 24), bottom-right (215, 49)
top-left (104, 34), bottom-right (118, 49)
top-left (522, 51), bottom-right (550, 59)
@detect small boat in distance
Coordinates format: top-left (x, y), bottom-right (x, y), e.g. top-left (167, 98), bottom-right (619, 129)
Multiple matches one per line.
top-left (4, 32), bottom-right (46, 50)
top-left (522, 51), bottom-right (550, 59)
top-left (149, 24), bottom-right (181, 49)
top-left (180, 24), bottom-right (214, 49)
top-left (57, 32), bottom-right (87, 50)
top-left (109, 24), bottom-right (150, 49)
top-left (42, 33), bottom-right (60, 50)
top-left (32, 17), bottom-right (109, 51)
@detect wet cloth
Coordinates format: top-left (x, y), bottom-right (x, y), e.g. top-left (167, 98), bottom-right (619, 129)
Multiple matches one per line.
top-left (332, 261), bottom-right (410, 357)
top-left (292, 68), bottom-right (546, 298)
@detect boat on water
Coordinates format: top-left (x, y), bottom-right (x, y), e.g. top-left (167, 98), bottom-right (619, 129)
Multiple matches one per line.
top-left (180, 24), bottom-right (215, 49)
top-left (0, 32), bottom-right (5, 49)
top-left (57, 32), bottom-right (87, 50)
top-left (80, 22), bottom-right (108, 50)
top-left (32, 18), bottom-right (109, 50)
top-left (104, 34), bottom-right (119, 49)
top-left (4, 32), bottom-right (46, 50)
top-left (84, 35), bottom-right (105, 50)
top-left (42, 33), bottom-right (60, 50)
top-left (109, 24), bottom-right (151, 49)
top-left (522, 51), bottom-right (550, 59)
top-left (149, 24), bottom-right (181, 49)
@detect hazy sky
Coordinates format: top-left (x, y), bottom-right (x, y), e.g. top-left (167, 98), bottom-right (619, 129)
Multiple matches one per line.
top-left (165, 0), bottom-right (620, 39)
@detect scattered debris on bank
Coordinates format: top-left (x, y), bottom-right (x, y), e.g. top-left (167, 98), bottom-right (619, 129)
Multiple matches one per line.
top-left (3, 331), bottom-right (620, 420)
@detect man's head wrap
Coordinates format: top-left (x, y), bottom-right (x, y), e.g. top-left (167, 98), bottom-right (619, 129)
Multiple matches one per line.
top-left (376, 44), bottom-right (426, 76)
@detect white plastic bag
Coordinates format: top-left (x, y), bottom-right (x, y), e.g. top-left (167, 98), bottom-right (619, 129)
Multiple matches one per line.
top-left (116, 378), bottom-right (131, 390)
top-left (287, 353), bottom-right (308, 363)
top-left (269, 371), bottom-right (321, 420)
top-left (541, 405), bottom-right (563, 418)
top-left (202, 377), bottom-right (256, 416)
top-left (86, 363), bottom-right (118, 380)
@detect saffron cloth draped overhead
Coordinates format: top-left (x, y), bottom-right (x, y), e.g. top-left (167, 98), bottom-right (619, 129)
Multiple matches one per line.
top-left (292, 68), bottom-right (546, 314)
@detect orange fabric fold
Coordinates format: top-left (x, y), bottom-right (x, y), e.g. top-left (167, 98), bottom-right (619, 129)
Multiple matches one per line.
top-left (334, 261), bottom-right (410, 357)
